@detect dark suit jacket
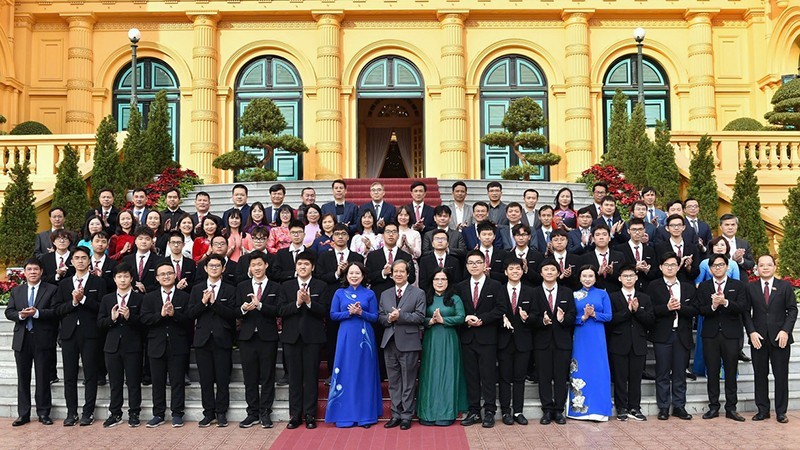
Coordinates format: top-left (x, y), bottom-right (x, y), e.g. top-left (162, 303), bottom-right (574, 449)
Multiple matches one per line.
top-left (187, 281), bottom-right (238, 348)
top-left (743, 278), bottom-right (798, 348)
top-left (730, 236), bottom-right (755, 273)
top-left (530, 285), bottom-right (576, 351)
top-left (195, 258), bottom-right (238, 287)
top-left (607, 290), bottom-right (655, 356)
top-left (497, 283), bottom-right (535, 352)
top-left (620, 220), bottom-right (657, 247)
top-left (654, 241), bottom-right (700, 283)
top-left (418, 252), bottom-right (464, 293)
top-left (169, 256), bottom-right (197, 292)
top-left (85, 207), bottom-right (120, 236)
top-left (321, 201), bottom-right (359, 232)
top-left (223, 204), bottom-right (251, 228)
top-left (140, 289), bottom-right (192, 357)
top-left (552, 252), bottom-right (582, 291)
top-left (34, 230), bottom-right (79, 261)
top-left (160, 208), bottom-right (187, 231)
top-left (514, 248), bottom-right (545, 288)
top-left (190, 212), bottom-right (223, 229)
top-left (404, 203), bottom-right (436, 235)
top-left (54, 274), bottom-right (106, 340)
top-left (454, 277), bottom-right (507, 345)
top-left (366, 247), bottom-right (415, 298)
top-left (358, 202), bottom-right (397, 233)
top-left (567, 228), bottom-right (595, 255)
top-left (131, 208), bottom-right (151, 227)
top-left (97, 290), bottom-right (144, 353)
top-left (314, 249), bottom-right (364, 287)
top-left (421, 228), bottom-right (468, 258)
top-left (461, 224), bottom-right (502, 251)
top-left (653, 220), bottom-right (699, 247)
top-left (588, 204), bottom-right (622, 222)
top-left (236, 279), bottom-right (281, 342)
top-left (92, 257), bottom-right (118, 292)
top-left (277, 278), bottom-right (328, 344)
top-left (646, 279), bottom-right (698, 350)
top-left (580, 249), bottom-right (625, 292)
top-left (268, 248), bottom-right (312, 284)
top-left (686, 218), bottom-right (713, 248)
top-left (697, 277), bottom-right (746, 340)
top-left (4, 282), bottom-right (60, 352)
top-left (235, 251), bottom-right (273, 284)
top-left (486, 248), bottom-right (510, 284)
top-left (533, 228), bottom-right (555, 254)
top-left (123, 253), bottom-right (164, 293)
top-left (614, 242), bottom-right (659, 291)
top-left (41, 251), bottom-right (75, 286)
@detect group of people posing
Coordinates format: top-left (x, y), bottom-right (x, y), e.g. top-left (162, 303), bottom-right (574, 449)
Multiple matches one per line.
top-left (6, 178), bottom-right (797, 432)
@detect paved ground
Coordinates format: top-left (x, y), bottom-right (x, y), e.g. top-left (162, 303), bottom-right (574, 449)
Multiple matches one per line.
top-left (0, 412), bottom-right (797, 449)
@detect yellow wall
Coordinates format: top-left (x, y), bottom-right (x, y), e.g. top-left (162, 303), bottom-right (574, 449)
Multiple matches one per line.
top-left (2, 1), bottom-right (800, 183)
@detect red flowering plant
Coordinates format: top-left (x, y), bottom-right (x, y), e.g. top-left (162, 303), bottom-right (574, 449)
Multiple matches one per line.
top-left (124, 166), bottom-right (203, 211)
top-left (576, 164), bottom-right (640, 220)
top-left (0, 268), bottom-right (25, 306)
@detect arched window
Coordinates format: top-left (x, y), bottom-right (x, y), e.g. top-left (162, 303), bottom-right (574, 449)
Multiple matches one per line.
top-left (479, 55), bottom-right (549, 180)
top-left (113, 58), bottom-right (180, 161)
top-left (234, 56), bottom-right (303, 180)
top-left (357, 56), bottom-right (424, 98)
top-left (602, 55), bottom-right (670, 149)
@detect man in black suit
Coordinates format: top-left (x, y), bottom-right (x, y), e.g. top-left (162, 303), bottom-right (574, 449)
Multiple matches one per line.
top-left (684, 198), bottom-right (712, 252)
top-left (263, 183), bottom-right (287, 226)
top-left (358, 181), bottom-right (397, 233)
top-left (140, 261), bottom-right (192, 428)
top-left (35, 207), bottom-right (78, 261)
top-left (165, 231), bottom-right (196, 293)
top-left (278, 252), bottom-right (328, 430)
top-left (195, 235), bottom-right (238, 287)
top-left (268, 220), bottom-right (309, 283)
top-left (497, 258), bottom-right (535, 426)
top-left (418, 229), bottom-right (464, 292)
top-left (533, 206), bottom-right (555, 254)
top-left (97, 263), bottom-right (144, 428)
top-left (85, 188), bottom-right (120, 236)
top-left (123, 227), bottom-right (163, 294)
top-left (646, 252), bottom-right (698, 421)
top-left (743, 254), bottom-right (798, 423)
top-left (455, 250), bottom-right (507, 428)
top-left (521, 188), bottom-right (541, 230)
top-left (697, 254), bottom-right (747, 422)
top-left (652, 201), bottom-right (699, 246)
top-left (190, 191), bottom-right (223, 231)
top-left (607, 265), bottom-right (654, 422)
top-left (567, 207), bottom-right (595, 255)
top-left (588, 182), bottom-right (621, 221)
top-left (236, 251), bottom-right (281, 429)
top-left (592, 196), bottom-right (626, 245)
top-left (41, 228), bottom-right (75, 285)
top-left (655, 214), bottom-right (700, 284)
top-left (615, 218), bottom-right (658, 292)
top-left (89, 231), bottom-right (117, 292)
top-left (160, 188), bottom-right (187, 231)
top-left (508, 224), bottom-right (544, 288)
top-left (496, 202), bottom-right (527, 251)
top-left (719, 214), bottom-right (756, 273)
top-left (461, 202), bottom-right (500, 251)
top-left (4, 258), bottom-right (59, 426)
top-left (530, 259), bottom-right (575, 425)
top-left (222, 184), bottom-right (251, 227)
top-left (620, 201), bottom-right (657, 246)
top-left (421, 205), bottom-right (468, 258)
top-left (549, 229), bottom-right (581, 291)
top-left (407, 180), bottom-right (436, 235)
top-left (476, 221), bottom-right (509, 284)
top-left (188, 254), bottom-right (238, 428)
top-left (580, 224), bottom-right (625, 292)
top-left (236, 226), bottom-right (270, 283)
top-left (321, 179), bottom-right (359, 233)
top-left (54, 247), bottom-right (107, 426)
top-left (130, 188), bottom-right (151, 227)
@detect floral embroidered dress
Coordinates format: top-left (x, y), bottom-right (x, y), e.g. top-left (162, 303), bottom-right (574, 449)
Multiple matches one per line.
top-left (568, 286), bottom-right (613, 421)
top-left (324, 285), bottom-right (382, 427)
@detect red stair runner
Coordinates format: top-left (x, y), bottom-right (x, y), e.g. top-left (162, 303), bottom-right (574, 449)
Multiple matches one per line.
top-left (343, 178), bottom-right (443, 208)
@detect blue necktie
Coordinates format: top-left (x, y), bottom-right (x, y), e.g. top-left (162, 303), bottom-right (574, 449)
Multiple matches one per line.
top-left (545, 231), bottom-right (551, 243)
top-left (26, 286), bottom-right (35, 331)
top-left (607, 218), bottom-right (613, 227)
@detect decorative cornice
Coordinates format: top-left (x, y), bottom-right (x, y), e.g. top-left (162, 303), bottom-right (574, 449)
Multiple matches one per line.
top-left (342, 20), bottom-right (439, 29)
top-left (93, 22), bottom-right (193, 31)
top-left (33, 22), bottom-right (68, 31)
top-left (218, 21), bottom-right (316, 30)
top-left (465, 19), bottom-right (562, 28)
top-left (587, 19), bottom-right (686, 28)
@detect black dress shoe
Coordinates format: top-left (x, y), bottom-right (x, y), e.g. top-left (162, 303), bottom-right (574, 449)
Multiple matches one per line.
top-left (460, 413), bottom-right (480, 426)
top-left (642, 370), bottom-right (656, 380)
top-left (384, 417), bottom-right (402, 428)
top-left (12, 417), bottom-right (30, 427)
top-left (777, 415), bottom-right (789, 424)
top-left (361, 424), bottom-right (371, 429)
top-left (97, 377), bottom-right (107, 386)
top-left (752, 413), bottom-right (770, 421)
top-left (502, 413), bottom-right (514, 425)
top-left (738, 351), bottom-right (751, 362)
top-left (287, 417), bottom-right (303, 429)
top-left (50, 377), bottom-right (59, 385)
top-left (672, 408), bottom-right (692, 420)
top-left (539, 412), bottom-right (552, 425)
top-left (63, 414), bottom-right (79, 426)
top-left (554, 412), bottom-right (566, 425)
top-left (702, 409), bottom-right (719, 419)
top-left (514, 414), bottom-right (528, 425)
top-left (305, 415), bottom-right (316, 429)
top-left (399, 419), bottom-right (411, 430)
top-left (726, 411), bottom-right (745, 422)
top-left (685, 371), bottom-right (697, 381)
top-left (38, 416), bottom-right (53, 425)
top-left (482, 413), bottom-right (495, 428)
top-left (657, 409), bottom-right (669, 420)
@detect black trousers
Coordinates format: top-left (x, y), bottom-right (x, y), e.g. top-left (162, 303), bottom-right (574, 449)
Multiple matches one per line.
top-left (283, 338), bottom-right (321, 419)
top-left (195, 339), bottom-right (232, 417)
top-left (14, 330), bottom-right (54, 418)
top-left (149, 345), bottom-right (188, 418)
top-left (534, 348), bottom-right (571, 414)
top-left (751, 342), bottom-right (791, 416)
top-left (105, 350), bottom-right (142, 416)
top-left (240, 336), bottom-right (278, 418)
top-left (653, 331), bottom-right (689, 409)
top-left (497, 341), bottom-right (530, 414)
top-left (609, 351), bottom-right (646, 411)
top-left (461, 341), bottom-right (497, 414)
top-left (703, 334), bottom-right (739, 411)
top-left (62, 333), bottom-right (99, 416)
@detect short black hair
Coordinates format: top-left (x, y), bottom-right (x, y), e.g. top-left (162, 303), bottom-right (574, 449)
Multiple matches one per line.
top-left (50, 228), bottom-right (73, 243)
top-left (23, 257), bottom-right (42, 270)
top-left (206, 254), bottom-right (226, 265)
top-left (708, 253), bottom-right (729, 267)
top-left (473, 201), bottom-right (489, 211)
top-left (232, 184), bottom-right (249, 195)
top-left (248, 250), bottom-right (269, 265)
top-left (114, 262), bottom-right (135, 277)
top-left (665, 199), bottom-right (684, 211)
top-left (592, 182), bottom-right (608, 192)
top-left (476, 221), bottom-right (496, 234)
top-left (295, 251), bottom-right (316, 266)
top-left (524, 188), bottom-right (539, 198)
top-left (165, 187), bottom-right (181, 197)
top-left (659, 251), bottom-right (679, 265)
top-left (91, 230), bottom-right (110, 241)
top-left (332, 179), bottom-right (347, 189)
top-left (410, 181), bottom-right (427, 192)
top-left (506, 202), bottom-right (522, 212)
top-left (539, 258), bottom-right (560, 273)
top-left (665, 214), bottom-right (684, 226)
top-left (434, 204), bottom-right (451, 216)
top-left (49, 206), bottom-right (66, 217)
top-left (512, 223), bottom-right (531, 236)
top-left (195, 191), bottom-right (210, 200)
top-left (504, 257), bottom-right (524, 270)
top-left (451, 181), bottom-right (467, 191)
top-left (592, 223), bottom-right (611, 236)
top-left (132, 187), bottom-right (147, 196)
top-left (97, 188), bottom-right (114, 197)
top-left (268, 183), bottom-right (285, 194)
top-left (72, 245), bottom-right (91, 258)
top-left (486, 181), bottom-right (503, 191)
top-left (134, 227), bottom-right (154, 239)
top-left (288, 219), bottom-right (305, 230)
top-left (641, 186), bottom-right (656, 196)
top-left (550, 229), bottom-right (568, 239)
top-left (431, 228), bottom-right (448, 239)
top-left (577, 206), bottom-right (593, 216)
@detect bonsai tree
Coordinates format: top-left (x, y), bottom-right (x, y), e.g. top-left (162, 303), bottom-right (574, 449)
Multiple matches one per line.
top-left (480, 97), bottom-right (549, 180)
top-left (52, 144), bottom-right (90, 232)
top-left (143, 90), bottom-right (176, 174)
top-left (0, 160), bottom-right (37, 265)
top-left (778, 177), bottom-right (800, 277)
top-left (765, 78), bottom-right (800, 129)
top-left (645, 120), bottom-right (680, 205)
top-left (731, 157), bottom-right (769, 258)
top-left (91, 115), bottom-right (125, 207)
top-left (686, 134), bottom-right (719, 231)
top-left (214, 98), bottom-right (308, 180)
top-left (602, 89), bottom-right (629, 168)
top-left (624, 102), bottom-right (651, 189)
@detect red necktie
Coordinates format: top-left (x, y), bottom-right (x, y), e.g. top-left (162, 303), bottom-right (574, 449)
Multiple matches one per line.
top-left (764, 281), bottom-right (770, 305)
top-left (558, 257), bottom-right (565, 272)
top-left (546, 288), bottom-right (554, 312)
top-left (472, 281), bottom-right (480, 308)
top-left (209, 284), bottom-right (217, 301)
top-left (292, 249), bottom-right (300, 263)
top-left (438, 257), bottom-right (443, 268)
top-left (511, 287), bottom-right (517, 312)
top-left (387, 248), bottom-right (394, 265)
top-left (119, 293), bottom-right (127, 308)
top-left (164, 290), bottom-right (171, 303)
top-left (94, 260), bottom-right (101, 271)
top-left (174, 260), bottom-right (181, 281)
top-left (397, 288), bottom-right (403, 299)
top-left (634, 246), bottom-right (641, 263)
top-left (76, 278), bottom-right (83, 290)
top-left (676, 244), bottom-right (683, 259)
top-left (716, 281), bottom-right (723, 295)
top-left (138, 255), bottom-right (145, 279)
top-left (485, 250), bottom-right (491, 267)
top-left (415, 205), bottom-right (422, 222)
top-left (301, 282), bottom-right (307, 292)
top-left (600, 252), bottom-right (608, 277)
top-left (338, 252), bottom-right (344, 263)
top-left (255, 282), bottom-right (263, 300)
top-left (58, 256), bottom-right (65, 269)
top-left (627, 293), bottom-right (633, 304)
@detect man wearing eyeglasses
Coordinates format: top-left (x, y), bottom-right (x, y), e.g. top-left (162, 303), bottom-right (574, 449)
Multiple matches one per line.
top-left (358, 181), bottom-right (396, 233)
top-left (236, 226), bottom-right (270, 283)
top-left (42, 229), bottom-right (76, 286)
top-left (269, 221), bottom-right (309, 283)
top-left (655, 214), bottom-right (700, 284)
top-left (195, 235), bottom-right (238, 287)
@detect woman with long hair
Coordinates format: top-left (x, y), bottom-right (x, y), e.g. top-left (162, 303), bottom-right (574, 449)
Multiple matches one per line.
top-left (265, 204), bottom-right (294, 254)
top-left (144, 209), bottom-right (168, 255)
top-left (108, 210), bottom-right (136, 261)
top-left (302, 203), bottom-right (323, 247)
top-left (350, 209), bottom-right (383, 257)
top-left (311, 213), bottom-right (337, 254)
top-left (176, 213), bottom-right (195, 259)
top-left (77, 216), bottom-right (104, 255)
top-left (192, 215), bottom-right (222, 262)
top-left (244, 201), bottom-right (268, 234)
top-left (224, 208), bottom-right (252, 262)
top-left (553, 187), bottom-right (577, 231)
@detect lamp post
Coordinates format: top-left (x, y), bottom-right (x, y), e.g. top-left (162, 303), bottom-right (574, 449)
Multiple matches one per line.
top-left (128, 28), bottom-right (141, 108)
top-left (633, 27), bottom-right (646, 106)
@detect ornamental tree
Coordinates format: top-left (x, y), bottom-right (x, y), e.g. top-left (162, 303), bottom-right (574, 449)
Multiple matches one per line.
top-left (686, 134), bottom-right (719, 231)
top-left (731, 157), bottom-right (769, 258)
top-left (120, 108), bottom-right (153, 190)
top-left (143, 90), bottom-right (176, 174)
top-left (602, 89), bottom-right (629, 168)
top-left (0, 160), bottom-right (37, 265)
top-left (765, 77), bottom-right (800, 129)
top-left (480, 97), bottom-right (548, 167)
top-left (645, 120), bottom-right (680, 206)
top-left (52, 144), bottom-right (90, 232)
top-left (778, 177), bottom-right (800, 277)
top-left (91, 115), bottom-right (125, 207)
top-left (624, 102), bottom-right (651, 189)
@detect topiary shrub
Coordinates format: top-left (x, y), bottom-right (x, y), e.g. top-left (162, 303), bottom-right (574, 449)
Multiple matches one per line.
top-left (213, 150), bottom-right (260, 171)
top-left (235, 167), bottom-right (278, 182)
top-left (765, 78), bottom-right (800, 129)
top-left (500, 164), bottom-right (541, 181)
top-left (10, 121), bottom-right (52, 135)
top-left (723, 117), bottom-right (763, 131)
top-left (525, 152), bottom-right (561, 166)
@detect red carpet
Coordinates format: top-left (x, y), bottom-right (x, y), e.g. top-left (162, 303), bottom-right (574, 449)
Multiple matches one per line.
top-left (270, 422), bottom-right (469, 450)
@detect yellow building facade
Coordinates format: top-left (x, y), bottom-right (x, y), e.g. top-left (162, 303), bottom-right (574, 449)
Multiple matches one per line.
top-left (1, 0), bottom-right (800, 185)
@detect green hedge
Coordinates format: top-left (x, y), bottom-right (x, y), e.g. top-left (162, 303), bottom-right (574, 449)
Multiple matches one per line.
top-left (10, 121), bottom-right (52, 135)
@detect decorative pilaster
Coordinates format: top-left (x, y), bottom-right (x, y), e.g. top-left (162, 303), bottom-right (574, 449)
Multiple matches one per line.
top-left (312, 11), bottom-right (344, 180)
top-left (686, 10), bottom-right (718, 131)
top-left (187, 12), bottom-right (220, 183)
top-left (437, 10), bottom-right (468, 179)
top-left (562, 10), bottom-right (593, 180)
top-left (61, 13), bottom-right (95, 133)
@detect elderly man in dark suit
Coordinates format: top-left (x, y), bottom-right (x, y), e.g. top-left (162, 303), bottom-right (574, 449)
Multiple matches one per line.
top-left (719, 214), bottom-right (755, 273)
top-left (379, 260), bottom-right (426, 430)
top-left (358, 181), bottom-right (396, 233)
top-left (743, 254), bottom-right (797, 424)
top-left (5, 258), bottom-right (59, 426)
